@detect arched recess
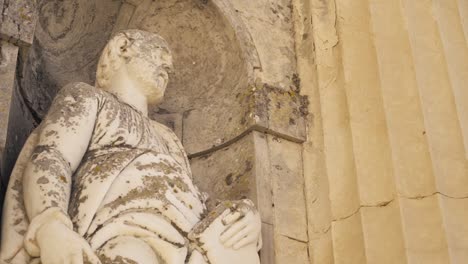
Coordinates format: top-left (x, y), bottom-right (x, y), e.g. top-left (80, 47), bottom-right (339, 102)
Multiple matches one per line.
top-left (17, 0), bottom-right (262, 156)
top-left (126, 0), bottom-right (262, 155)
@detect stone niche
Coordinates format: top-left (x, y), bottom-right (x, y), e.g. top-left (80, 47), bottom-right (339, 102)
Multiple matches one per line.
top-left (3, 0), bottom-right (309, 262)
top-left (17, 0), bottom-right (261, 155)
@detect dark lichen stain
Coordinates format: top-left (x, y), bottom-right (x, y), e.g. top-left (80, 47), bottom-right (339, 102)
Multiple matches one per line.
top-left (292, 73), bottom-right (301, 90)
top-left (274, 165), bottom-right (283, 171)
top-left (225, 173), bottom-right (233, 186)
top-left (36, 176), bottom-right (49, 184)
top-left (98, 254), bottom-right (138, 264)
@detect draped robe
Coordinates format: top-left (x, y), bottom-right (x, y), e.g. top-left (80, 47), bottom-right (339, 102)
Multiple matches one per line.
top-left (0, 83), bottom-right (208, 263)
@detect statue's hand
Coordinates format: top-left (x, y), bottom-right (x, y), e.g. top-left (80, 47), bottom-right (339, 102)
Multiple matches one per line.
top-left (219, 199), bottom-right (262, 250)
top-left (36, 220), bottom-right (101, 264)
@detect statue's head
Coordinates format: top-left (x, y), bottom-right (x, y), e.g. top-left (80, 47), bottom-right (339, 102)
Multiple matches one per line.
top-left (96, 29), bottom-right (173, 105)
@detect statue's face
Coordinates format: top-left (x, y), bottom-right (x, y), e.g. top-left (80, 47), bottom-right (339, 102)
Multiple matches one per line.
top-left (124, 46), bottom-right (173, 105)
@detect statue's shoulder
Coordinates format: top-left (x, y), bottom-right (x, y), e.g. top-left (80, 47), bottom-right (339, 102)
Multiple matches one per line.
top-left (150, 120), bottom-right (181, 141)
top-left (58, 82), bottom-right (101, 99)
top-left (150, 119), bottom-right (174, 134)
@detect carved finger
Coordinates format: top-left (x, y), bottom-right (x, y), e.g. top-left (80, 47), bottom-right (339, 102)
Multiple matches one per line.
top-left (233, 234), bottom-right (257, 250)
top-left (224, 226), bottom-right (251, 248)
top-left (241, 199), bottom-right (255, 207)
top-left (220, 219), bottom-right (247, 243)
top-left (222, 211), bottom-right (242, 226)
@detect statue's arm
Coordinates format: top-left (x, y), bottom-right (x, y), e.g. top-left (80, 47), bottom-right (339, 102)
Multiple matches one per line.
top-left (22, 83), bottom-right (98, 220)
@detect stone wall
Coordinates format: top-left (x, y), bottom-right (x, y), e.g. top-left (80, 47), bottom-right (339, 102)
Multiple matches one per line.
top-left (295, 0), bottom-right (468, 263)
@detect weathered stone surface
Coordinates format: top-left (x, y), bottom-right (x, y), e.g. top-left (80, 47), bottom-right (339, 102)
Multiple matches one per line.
top-left (230, 0), bottom-right (297, 90)
top-left (20, 0), bottom-right (122, 118)
top-left (0, 41), bottom-right (18, 160)
top-left (180, 0), bottom-right (307, 155)
top-left (129, 0), bottom-right (256, 155)
top-left (183, 81), bottom-right (307, 155)
top-left (130, 0), bottom-right (251, 114)
top-left (0, 0), bottom-right (37, 46)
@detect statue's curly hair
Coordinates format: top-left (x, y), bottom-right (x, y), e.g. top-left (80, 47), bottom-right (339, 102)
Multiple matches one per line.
top-left (95, 29), bottom-right (173, 90)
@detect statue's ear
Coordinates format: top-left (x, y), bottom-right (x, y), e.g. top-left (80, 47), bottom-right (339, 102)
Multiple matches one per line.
top-left (157, 71), bottom-right (169, 89)
top-left (109, 34), bottom-right (131, 58)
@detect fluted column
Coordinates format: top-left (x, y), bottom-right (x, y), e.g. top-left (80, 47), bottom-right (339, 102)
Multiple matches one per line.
top-left (295, 0), bottom-right (468, 263)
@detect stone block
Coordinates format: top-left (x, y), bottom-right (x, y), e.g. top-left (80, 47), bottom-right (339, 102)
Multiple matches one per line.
top-left (267, 135), bottom-right (307, 242)
top-left (0, 0), bottom-right (37, 46)
top-left (331, 212), bottom-right (367, 264)
top-left (274, 234), bottom-right (309, 264)
top-left (399, 196), bottom-right (450, 263)
top-left (360, 203), bottom-right (407, 264)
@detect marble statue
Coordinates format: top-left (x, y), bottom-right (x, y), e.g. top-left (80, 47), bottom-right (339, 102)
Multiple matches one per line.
top-left (0, 30), bottom-right (262, 264)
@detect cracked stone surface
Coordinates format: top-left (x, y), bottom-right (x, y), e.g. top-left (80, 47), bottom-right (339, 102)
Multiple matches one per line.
top-left (0, 0), bottom-right (37, 46)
